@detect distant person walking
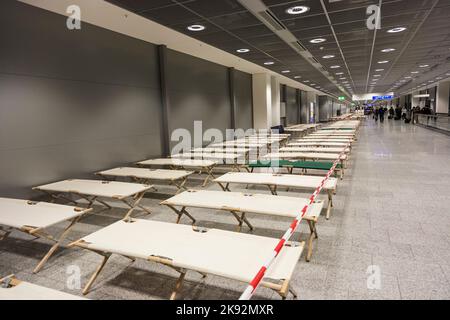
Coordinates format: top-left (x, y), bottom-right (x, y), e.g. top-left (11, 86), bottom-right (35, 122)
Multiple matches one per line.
top-left (379, 107), bottom-right (385, 123)
top-left (374, 108), bottom-right (379, 122)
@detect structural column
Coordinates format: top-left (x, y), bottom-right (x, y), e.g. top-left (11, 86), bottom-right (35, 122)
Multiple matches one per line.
top-left (436, 81), bottom-right (450, 114)
top-left (252, 73), bottom-right (272, 129)
top-left (271, 76), bottom-right (281, 127)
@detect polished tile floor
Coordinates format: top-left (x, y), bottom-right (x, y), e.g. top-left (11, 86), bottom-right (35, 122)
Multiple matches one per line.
top-left (1, 119), bottom-right (450, 300)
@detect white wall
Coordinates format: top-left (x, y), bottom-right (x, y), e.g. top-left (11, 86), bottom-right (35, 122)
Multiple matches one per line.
top-left (436, 81), bottom-right (450, 114)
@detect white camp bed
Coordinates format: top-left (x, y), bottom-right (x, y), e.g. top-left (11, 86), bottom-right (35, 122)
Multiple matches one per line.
top-left (0, 275), bottom-right (86, 300)
top-left (171, 152), bottom-right (246, 172)
top-left (192, 147), bottom-right (250, 154)
top-left (33, 179), bottom-right (153, 220)
top-left (296, 138), bottom-right (353, 143)
top-left (288, 142), bottom-right (349, 148)
top-left (162, 190), bottom-right (324, 261)
top-left (280, 147), bottom-right (351, 154)
top-left (309, 133), bottom-right (357, 140)
top-left (70, 219), bottom-right (304, 299)
top-left (215, 172), bottom-right (338, 219)
top-left (96, 167), bottom-right (193, 194)
top-left (264, 152), bottom-right (348, 169)
top-left (137, 159), bottom-right (217, 187)
top-left (0, 198), bottom-right (91, 273)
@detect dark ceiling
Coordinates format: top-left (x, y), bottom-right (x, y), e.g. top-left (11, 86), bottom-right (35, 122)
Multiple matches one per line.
top-left (105, 0), bottom-right (450, 99)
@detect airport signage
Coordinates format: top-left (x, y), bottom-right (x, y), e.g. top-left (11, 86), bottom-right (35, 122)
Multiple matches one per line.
top-left (372, 95), bottom-right (393, 100)
top-left (338, 96), bottom-right (345, 101)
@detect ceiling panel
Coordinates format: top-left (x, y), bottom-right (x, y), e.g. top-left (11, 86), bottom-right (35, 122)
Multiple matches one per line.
top-left (105, 0), bottom-right (450, 98)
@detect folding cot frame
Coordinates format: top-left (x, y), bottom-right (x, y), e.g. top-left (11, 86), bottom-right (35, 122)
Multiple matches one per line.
top-left (161, 190), bottom-right (324, 261)
top-left (0, 275), bottom-right (86, 300)
top-left (215, 173), bottom-right (337, 219)
top-left (96, 167), bottom-right (194, 195)
top-left (171, 152), bottom-right (248, 173)
top-left (0, 198), bottom-right (92, 273)
top-left (33, 179), bottom-right (154, 221)
top-left (69, 219), bottom-right (305, 300)
top-left (137, 159), bottom-right (218, 187)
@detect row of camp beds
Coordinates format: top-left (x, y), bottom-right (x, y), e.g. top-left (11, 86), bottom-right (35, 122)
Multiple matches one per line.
top-left (0, 192), bottom-right (309, 300)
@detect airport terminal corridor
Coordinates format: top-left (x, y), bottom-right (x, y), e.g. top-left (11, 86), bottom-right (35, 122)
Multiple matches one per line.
top-left (1, 119), bottom-right (449, 300)
top-left (1, 0), bottom-right (450, 306)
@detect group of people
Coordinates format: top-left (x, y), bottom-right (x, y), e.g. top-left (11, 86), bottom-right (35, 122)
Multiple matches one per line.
top-left (373, 105), bottom-right (414, 123)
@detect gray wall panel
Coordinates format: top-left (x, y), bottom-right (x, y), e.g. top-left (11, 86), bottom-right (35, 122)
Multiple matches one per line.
top-left (0, 1), bottom-right (162, 198)
top-left (166, 49), bottom-right (231, 148)
top-left (286, 86), bottom-right (298, 126)
top-left (234, 70), bottom-right (253, 130)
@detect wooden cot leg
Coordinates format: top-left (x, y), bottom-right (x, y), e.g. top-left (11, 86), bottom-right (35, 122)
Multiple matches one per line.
top-left (326, 190), bottom-right (333, 220)
top-left (267, 185), bottom-right (278, 195)
top-left (240, 213), bottom-right (254, 231)
top-left (289, 287), bottom-right (298, 299)
top-left (305, 219), bottom-right (318, 262)
top-left (33, 216), bottom-right (81, 274)
top-left (83, 253), bottom-right (112, 295)
top-left (230, 211), bottom-right (244, 231)
top-left (170, 270), bottom-right (187, 300)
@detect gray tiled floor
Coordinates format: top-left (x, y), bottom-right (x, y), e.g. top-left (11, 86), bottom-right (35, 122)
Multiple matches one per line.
top-left (1, 119), bottom-right (450, 300)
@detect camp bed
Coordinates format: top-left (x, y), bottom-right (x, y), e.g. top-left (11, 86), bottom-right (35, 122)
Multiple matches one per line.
top-left (0, 198), bottom-right (91, 273)
top-left (288, 142), bottom-right (350, 148)
top-left (295, 138), bottom-right (353, 143)
top-left (136, 158), bottom-right (217, 187)
top-left (0, 275), bottom-right (86, 300)
top-left (192, 147), bottom-right (250, 154)
top-left (215, 172), bottom-right (338, 219)
top-left (248, 160), bottom-right (344, 180)
top-left (70, 219), bottom-right (305, 299)
top-left (96, 167), bottom-right (193, 194)
top-left (33, 179), bottom-right (153, 220)
top-left (280, 147), bottom-right (351, 154)
top-left (264, 152), bottom-right (348, 169)
top-left (162, 190), bottom-right (324, 261)
top-left (171, 152), bottom-right (246, 172)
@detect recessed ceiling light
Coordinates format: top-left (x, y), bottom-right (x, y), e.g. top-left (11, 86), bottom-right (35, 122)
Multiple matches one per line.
top-left (303, 80), bottom-right (310, 83)
top-left (187, 24), bottom-right (206, 32)
top-left (375, 69), bottom-right (385, 72)
top-left (419, 64), bottom-right (429, 68)
top-left (294, 76), bottom-right (301, 79)
top-left (281, 70), bottom-right (290, 74)
top-left (387, 27), bottom-right (407, 33)
top-left (428, 80), bottom-right (434, 83)
top-left (286, 6), bottom-right (310, 15)
top-left (322, 55), bottom-right (335, 59)
top-left (264, 61), bottom-right (274, 65)
top-left (236, 48), bottom-right (250, 53)
top-left (404, 76), bottom-right (412, 79)
top-left (330, 65), bottom-right (341, 69)
top-left (378, 61), bottom-right (389, 64)
top-left (381, 48), bottom-right (396, 53)
top-left (310, 38), bottom-right (326, 44)
top-left (436, 77), bottom-right (443, 80)
top-left (335, 72), bottom-right (344, 75)
top-left (339, 77), bottom-right (346, 80)
top-left (411, 71), bottom-right (419, 74)
top-left (373, 75), bottom-right (381, 77)
top-left (446, 73), bottom-right (450, 76)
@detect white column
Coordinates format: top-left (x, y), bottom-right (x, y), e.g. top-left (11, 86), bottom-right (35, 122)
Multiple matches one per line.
top-left (411, 90), bottom-right (420, 108)
top-left (436, 81), bottom-right (450, 114)
top-left (252, 73), bottom-right (272, 129)
top-left (270, 76), bottom-right (280, 127)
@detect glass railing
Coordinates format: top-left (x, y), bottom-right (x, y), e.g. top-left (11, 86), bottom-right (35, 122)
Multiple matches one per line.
top-left (415, 114), bottom-right (450, 132)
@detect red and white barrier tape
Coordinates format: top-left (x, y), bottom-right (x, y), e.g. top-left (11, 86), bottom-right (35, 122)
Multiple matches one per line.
top-left (239, 144), bottom-right (350, 300)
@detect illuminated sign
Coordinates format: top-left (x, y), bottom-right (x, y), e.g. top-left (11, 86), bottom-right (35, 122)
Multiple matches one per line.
top-left (372, 95), bottom-right (393, 100)
top-left (338, 96), bottom-right (345, 101)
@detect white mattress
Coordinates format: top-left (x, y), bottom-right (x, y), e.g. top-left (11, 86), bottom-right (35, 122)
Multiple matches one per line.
top-left (264, 152), bottom-right (347, 161)
top-left (97, 167), bottom-right (193, 181)
top-left (0, 281), bottom-right (86, 300)
top-left (79, 220), bottom-right (304, 282)
top-left (34, 179), bottom-right (153, 199)
top-left (215, 172), bottom-right (337, 190)
top-left (0, 198), bottom-right (88, 229)
top-left (137, 158), bottom-right (217, 168)
top-left (280, 147), bottom-right (350, 154)
top-left (162, 190), bottom-right (324, 218)
top-left (212, 142), bottom-right (267, 148)
top-left (192, 147), bottom-right (250, 153)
